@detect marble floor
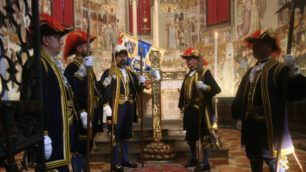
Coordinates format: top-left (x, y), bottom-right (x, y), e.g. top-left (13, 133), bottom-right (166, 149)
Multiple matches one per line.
top-left (1, 128), bottom-right (306, 172)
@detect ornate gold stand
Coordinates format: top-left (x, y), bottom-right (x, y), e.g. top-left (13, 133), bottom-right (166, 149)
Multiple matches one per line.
top-left (143, 51), bottom-right (175, 161)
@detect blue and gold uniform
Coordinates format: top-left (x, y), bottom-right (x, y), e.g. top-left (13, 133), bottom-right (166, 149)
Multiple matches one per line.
top-left (178, 47), bottom-right (221, 171)
top-left (64, 55), bottom-right (103, 154)
top-left (232, 28), bottom-right (306, 172)
top-left (100, 63), bottom-right (142, 169)
top-left (41, 50), bottom-right (74, 170)
top-left (63, 30), bottom-right (103, 172)
top-left (23, 14), bottom-right (73, 172)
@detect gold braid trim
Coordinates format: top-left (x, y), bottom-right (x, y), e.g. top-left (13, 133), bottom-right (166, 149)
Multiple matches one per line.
top-left (202, 135), bottom-right (212, 149)
top-left (261, 58), bottom-right (278, 157)
top-left (41, 50), bottom-right (70, 168)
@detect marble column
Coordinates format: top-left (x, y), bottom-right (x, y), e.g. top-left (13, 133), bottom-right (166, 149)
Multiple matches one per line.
top-left (118, 0), bottom-right (127, 32)
top-left (132, 0), bottom-right (137, 37)
top-left (153, 0), bottom-right (160, 46)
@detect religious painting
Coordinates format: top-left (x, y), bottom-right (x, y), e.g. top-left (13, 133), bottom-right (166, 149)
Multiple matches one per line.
top-left (277, 17), bottom-right (306, 76)
top-left (236, 0), bottom-right (266, 39)
top-left (161, 51), bottom-right (187, 70)
top-left (162, 2), bottom-right (200, 50)
top-left (39, 0), bottom-right (51, 14)
top-left (233, 40), bottom-right (256, 89)
top-left (68, 0), bottom-right (119, 78)
top-left (277, 0), bottom-right (290, 26)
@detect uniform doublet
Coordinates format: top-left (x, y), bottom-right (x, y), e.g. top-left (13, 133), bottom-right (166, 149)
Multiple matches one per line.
top-left (179, 68), bottom-right (221, 142)
top-left (101, 66), bottom-right (141, 144)
top-left (64, 56), bottom-right (103, 155)
top-left (41, 50), bottom-right (72, 169)
top-left (232, 57), bottom-right (306, 157)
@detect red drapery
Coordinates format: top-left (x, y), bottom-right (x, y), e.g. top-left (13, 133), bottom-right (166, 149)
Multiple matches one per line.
top-left (137, 0), bottom-right (151, 34)
top-left (52, 0), bottom-right (63, 24)
top-left (207, 0), bottom-right (217, 25)
top-left (218, 0), bottom-right (229, 23)
top-left (52, 0), bottom-right (74, 27)
top-left (207, 0), bottom-right (229, 25)
top-left (129, 0), bottom-right (151, 35)
top-left (63, 0), bottom-right (73, 27)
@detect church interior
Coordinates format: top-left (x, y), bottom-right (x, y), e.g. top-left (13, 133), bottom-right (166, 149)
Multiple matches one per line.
top-left (0, 0), bottom-right (306, 171)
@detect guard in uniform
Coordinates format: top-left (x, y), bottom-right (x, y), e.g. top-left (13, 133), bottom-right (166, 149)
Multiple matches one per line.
top-left (63, 30), bottom-right (103, 172)
top-left (178, 47), bottom-right (221, 171)
top-left (232, 28), bottom-right (306, 172)
top-left (24, 14), bottom-right (73, 171)
top-left (100, 45), bottom-right (146, 172)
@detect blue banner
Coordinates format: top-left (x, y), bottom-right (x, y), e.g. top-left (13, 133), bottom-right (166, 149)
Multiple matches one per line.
top-left (138, 40), bottom-right (151, 58)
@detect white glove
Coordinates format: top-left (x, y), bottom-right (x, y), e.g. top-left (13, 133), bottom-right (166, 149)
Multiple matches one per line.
top-left (103, 113), bottom-right (107, 123)
top-left (44, 135), bottom-right (52, 160)
top-left (84, 56), bottom-right (93, 67)
top-left (196, 81), bottom-right (208, 91)
top-left (103, 75), bottom-right (116, 87)
top-left (103, 75), bottom-right (112, 87)
top-left (235, 120), bottom-right (242, 131)
top-left (77, 65), bottom-right (87, 77)
top-left (103, 105), bottom-right (112, 117)
top-left (80, 111), bottom-right (91, 129)
top-left (283, 54), bottom-right (295, 68)
top-left (139, 75), bottom-right (146, 84)
top-left (283, 54), bottom-right (301, 77)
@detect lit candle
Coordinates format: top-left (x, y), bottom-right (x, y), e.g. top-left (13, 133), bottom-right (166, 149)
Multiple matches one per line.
top-left (214, 32), bottom-right (218, 81)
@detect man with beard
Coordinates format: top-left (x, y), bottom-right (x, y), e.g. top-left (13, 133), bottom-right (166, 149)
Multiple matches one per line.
top-left (63, 30), bottom-right (103, 172)
top-left (232, 28), bottom-right (306, 172)
top-left (100, 45), bottom-right (146, 171)
top-left (179, 47), bottom-right (221, 171)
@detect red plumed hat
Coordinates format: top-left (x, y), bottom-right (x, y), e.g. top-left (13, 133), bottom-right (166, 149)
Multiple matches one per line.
top-left (181, 47), bottom-right (208, 66)
top-left (244, 28), bottom-right (281, 57)
top-left (63, 30), bottom-right (96, 60)
top-left (39, 14), bottom-right (70, 35)
top-left (27, 14), bottom-right (72, 47)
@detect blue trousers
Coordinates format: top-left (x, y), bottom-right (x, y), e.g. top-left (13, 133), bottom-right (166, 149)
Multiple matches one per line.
top-left (71, 156), bottom-right (88, 172)
top-left (113, 141), bottom-right (130, 164)
top-left (245, 146), bottom-right (285, 172)
top-left (189, 141), bottom-right (209, 166)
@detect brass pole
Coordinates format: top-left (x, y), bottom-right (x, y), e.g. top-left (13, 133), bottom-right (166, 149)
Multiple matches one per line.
top-left (86, 0), bottom-right (94, 171)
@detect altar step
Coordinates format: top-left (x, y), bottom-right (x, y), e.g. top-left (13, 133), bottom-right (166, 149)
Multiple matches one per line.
top-left (90, 119), bottom-right (229, 162)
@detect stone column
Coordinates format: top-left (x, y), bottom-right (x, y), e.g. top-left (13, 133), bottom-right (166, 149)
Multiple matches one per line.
top-left (153, 0), bottom-right (160, 46)
top-left (118, 0), bottom-right (126, 32)
top-left (132, 0), bottom-right (137, 37)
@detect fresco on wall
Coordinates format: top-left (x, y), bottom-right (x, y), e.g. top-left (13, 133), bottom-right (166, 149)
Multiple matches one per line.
top-left (39, 0), bottom-right (51, 14)
top-left (277, 0), bottom-right (290, 26)
top-left (277, 16), bottom-right (306, 76)
top-left (73, 0), bottom-right (119, 77)
top-left (233, 41), bottom-right (256, 89)
top-left (161, 1), bottom-right (199, 50)
top-left (236, 0), bottom-right (266, 39)
top-left (161, 51), bottom-right (187, 70)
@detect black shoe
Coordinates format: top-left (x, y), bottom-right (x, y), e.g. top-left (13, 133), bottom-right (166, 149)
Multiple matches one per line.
top-left (122, 161), bottom-right (138, 168)
top-left (184, 159), bottom-right (198, 168)
top-left (113, 163), bottom-right (124, 172)
top-left (194, 163), bottom-right (210, 171)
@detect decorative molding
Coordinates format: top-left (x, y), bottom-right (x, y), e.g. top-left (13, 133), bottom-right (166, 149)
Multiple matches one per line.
top-left (162, 71), bottom-right (186, 80)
